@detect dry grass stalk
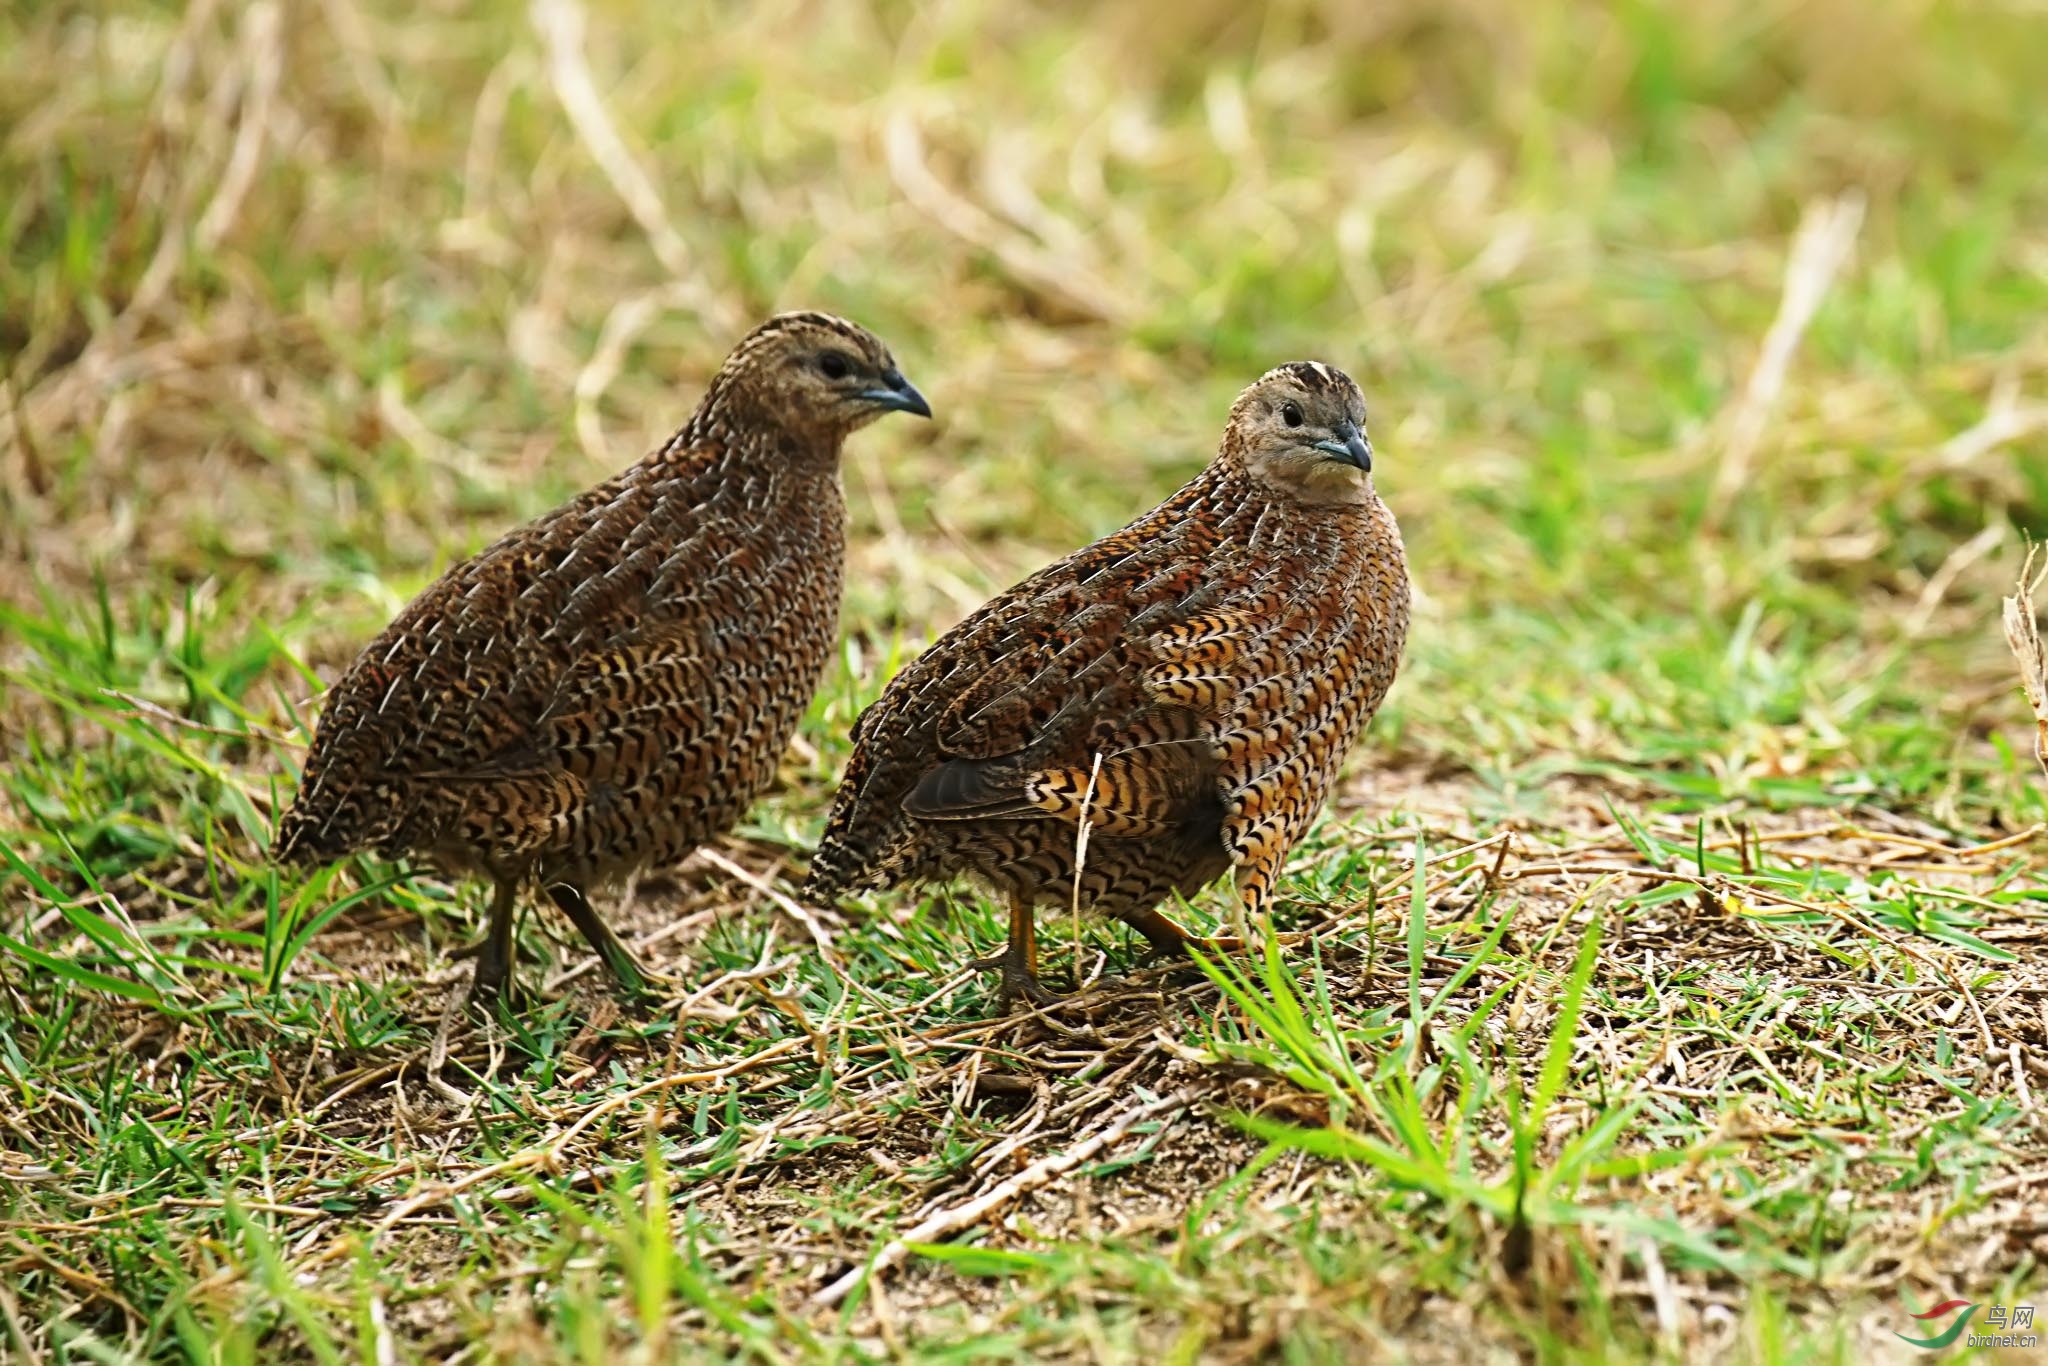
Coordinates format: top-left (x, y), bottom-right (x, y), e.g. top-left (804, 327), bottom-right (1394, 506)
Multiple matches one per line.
top-left (2004, 543), bottom-right (2048, 781)
top-left (1941, 371), bottom-right (2048, 467)
top-left (1706, 191), bottom-right (1864, 527)
top-left (529, 0), bottom-right (735, 331)
top-left (809, 1086), bottom-right (1198, 1309)
top-left (192, 2), bottom-right (281, 253)
top-left (883, 105), bottom-right (1134, 324)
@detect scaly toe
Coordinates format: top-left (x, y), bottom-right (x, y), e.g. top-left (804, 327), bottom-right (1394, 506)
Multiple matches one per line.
top-left (1002, 971), bottom-right (1065, 1010)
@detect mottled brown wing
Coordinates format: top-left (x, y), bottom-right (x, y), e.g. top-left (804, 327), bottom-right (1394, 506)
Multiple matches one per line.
top-left (276, 548), bottom-right (581, 860)
top-left (277, 470), bottom-right (720, 860)
top-left (804, 486), bottom-right (1218, 896)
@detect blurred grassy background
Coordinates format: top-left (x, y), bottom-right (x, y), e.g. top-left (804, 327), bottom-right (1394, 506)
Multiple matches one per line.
top-left (4, 0), bottom-right (2048, 819)
top-left (4, 0), bottom-right (2048, 1358)
top-left (5, 0), bottom-right (2045, 805)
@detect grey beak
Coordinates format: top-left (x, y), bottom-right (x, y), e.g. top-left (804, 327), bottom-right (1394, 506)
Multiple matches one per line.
top-left (1312, 429), bottom-right (1373, 472)
top-left (860, 370), bottom-right (932, 419)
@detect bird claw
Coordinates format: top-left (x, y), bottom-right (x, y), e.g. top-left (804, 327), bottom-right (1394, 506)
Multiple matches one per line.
top-left (594, 942), bottom-right (659, 1003)
top-left (609, 961), bottom-right (682, 1016)
top-left (965, 947), bottom-right (1064, 1011)
top-left (463, 958), bottom-right (527, 1012)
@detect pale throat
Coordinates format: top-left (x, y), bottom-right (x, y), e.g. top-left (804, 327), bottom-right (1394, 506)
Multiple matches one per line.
top-left (1245, 448), bottom-right (1376, 507)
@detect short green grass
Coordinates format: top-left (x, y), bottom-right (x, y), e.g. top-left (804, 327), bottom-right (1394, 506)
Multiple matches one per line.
top-left (4, 0), bottom-right (2048, 1360)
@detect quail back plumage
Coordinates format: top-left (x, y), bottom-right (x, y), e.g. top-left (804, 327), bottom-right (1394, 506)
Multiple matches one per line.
top-left (803, 361), bottom-right (1407, 1006)
top-left (273, 312), bottom-right (930, 998)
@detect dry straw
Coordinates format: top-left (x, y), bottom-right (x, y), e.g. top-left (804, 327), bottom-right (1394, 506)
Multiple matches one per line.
top-left (2004, 544), bottom-right (2048, 781)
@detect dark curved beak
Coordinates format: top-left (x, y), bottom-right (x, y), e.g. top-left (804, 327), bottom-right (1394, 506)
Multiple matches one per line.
top-left (860, 370), bottom-right (932, 419)
top-left (1312, 428), bottom-right (1373, 472)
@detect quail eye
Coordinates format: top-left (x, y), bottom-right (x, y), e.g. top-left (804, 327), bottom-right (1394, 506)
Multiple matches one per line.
top-left (1282, 402), bottom-right (1304, 428)
top-left (819, 352), bottom-right (851, 380)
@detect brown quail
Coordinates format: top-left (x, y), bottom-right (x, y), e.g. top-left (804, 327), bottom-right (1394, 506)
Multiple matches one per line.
top-left (273, 312), bottom-right (930, 1000)
top-left (804, 362), bottom-right (1407, 1008)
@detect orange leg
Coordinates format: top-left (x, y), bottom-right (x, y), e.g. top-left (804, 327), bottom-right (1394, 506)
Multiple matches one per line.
top-left (967, 895), bottom-right (1062, 1010)
top-left (1118, 905), bottom-right (1245, 958)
